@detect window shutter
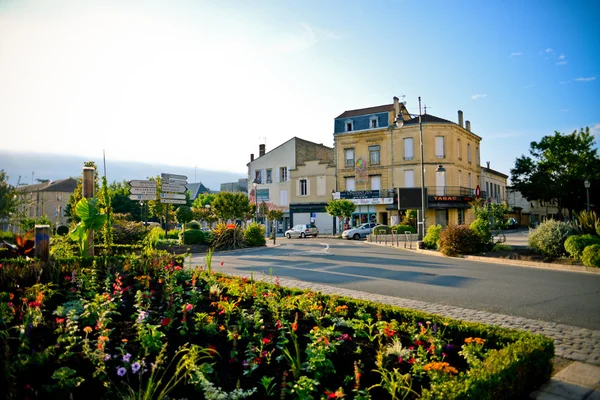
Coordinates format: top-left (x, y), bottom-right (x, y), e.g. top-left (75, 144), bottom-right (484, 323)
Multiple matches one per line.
top-left (275, 168), bottom-right (280, 183)
top-left (306, 179), bottom-right (311, 196)
top-left (296, 179), bottom-right (300, 196)
top-left (262, 169), bottom-right (266, 184)
top-left (436, 170), bottom-right (446, 195)
top-left (287, 166), bottom-right (290, 182)
top-left (435, 136), bottom-right (444, 158)
top-left (251, 169), bottom-right (255, 183)
top-left (404, 170), bottom-right (414, 188)
top-left (370, 175), bottom-right (381, 190)
top-left (404, 138), bottom-right (413, 159)
top-left (280, 189), bottom-right (288, 205)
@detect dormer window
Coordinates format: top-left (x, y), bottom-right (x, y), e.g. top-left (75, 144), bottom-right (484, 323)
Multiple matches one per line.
top-left (345, 119), bottom-right (353, 132)
top-left (369, 116), bottom-right (378, 129)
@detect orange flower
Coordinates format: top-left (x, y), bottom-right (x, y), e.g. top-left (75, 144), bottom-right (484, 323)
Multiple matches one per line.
top-left (98, 336), bottom-right (109, 342)
top-left (9, 293), bottom-right (14, 300)
top-left (121, 338), bottom-right (128, 343)
top-left (83, 326), bottom-right (92, 334)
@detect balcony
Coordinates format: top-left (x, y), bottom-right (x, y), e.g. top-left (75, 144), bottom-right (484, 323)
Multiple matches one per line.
top-left (426, 186), bottom-right (486, 198)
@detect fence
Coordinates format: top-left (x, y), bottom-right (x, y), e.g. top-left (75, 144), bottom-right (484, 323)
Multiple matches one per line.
top-left (367, 231), bottom-right (419, 249)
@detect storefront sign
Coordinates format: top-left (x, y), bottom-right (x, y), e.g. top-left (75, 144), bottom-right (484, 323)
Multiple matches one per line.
top-left (349, 198), bottom-right (393, 205)
top-left (339, 190), bottom-right (381, 199)
top-left (257, 189), bottom-right (269, 202)
top-left (430, 195), bottom-right (473, 202)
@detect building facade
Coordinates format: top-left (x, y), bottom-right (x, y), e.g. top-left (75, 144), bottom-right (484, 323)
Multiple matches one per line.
top-left (481, 162), bottom-right (508, 205)
top-left (247, 138), bottom-right (333, 233)
top-left (16, 178), bottom-right (78, 227)
top-left (333, 97), bottom-right (485, 234)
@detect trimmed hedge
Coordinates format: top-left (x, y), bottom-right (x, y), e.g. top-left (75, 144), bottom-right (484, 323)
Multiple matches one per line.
top-left (179, 229), bottom-right (206, 245)
top-left (391, 224), bottom-right (416, 234)
top-left (439, 224), bottom-right (478, 256)
top-left (373, 225), bottom-right (391, 234)
top-left (564, 234), bottom-right (600, 260)
top-left (244, 222), bottom-right (266, 247)
top-left (528, 220), bottom-right (576, 259)
top-left (187, 221), bottom-right (201, 230)
top-left (582, 244), bottom-right (600, 268)
top-left (423, 224), bottom-right (443, 249)
top-left (0, 231), bottom-right (15, 243)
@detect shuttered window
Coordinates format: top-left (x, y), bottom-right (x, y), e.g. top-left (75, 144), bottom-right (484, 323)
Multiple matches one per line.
top-left (435, 136), bottom-right (445, 158)
top-left (404, 170), bottom-right (414, 188)
top-left (370, 175), bottom-right (381, 190)
top-left (403, 138), bottom-right (414, 160)
top-left (346, 177), bottom-right (355, 191)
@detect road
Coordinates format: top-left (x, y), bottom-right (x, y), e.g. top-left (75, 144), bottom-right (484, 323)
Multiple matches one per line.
top-left (192, 238), bottom-right (600, 331)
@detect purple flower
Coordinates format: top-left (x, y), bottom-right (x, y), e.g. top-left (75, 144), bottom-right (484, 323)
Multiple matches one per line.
top-left (131, 362), bottom-right (141, 373)
top-left (418, 322), bottom-right (423, 327)
top-left (117, 367), bottom-right (127, 377)
top-left (123, 353), bottom-right (132, 362)
top-left (242, 360), bottom-right (249, 367)
top-left (444, 344), bottom-right (455, 351)
top-left (432, 323), bottom-right (438, 333)
top-left (104, 354), bottom-right (111, 361)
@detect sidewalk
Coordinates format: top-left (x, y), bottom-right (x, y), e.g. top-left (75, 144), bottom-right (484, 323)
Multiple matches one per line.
top-left (530, 362), bottom-right (600, 399)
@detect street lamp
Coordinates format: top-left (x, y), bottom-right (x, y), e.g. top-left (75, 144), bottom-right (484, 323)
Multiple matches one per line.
top-left (418, 97), bottom-right (426, 241)
top-left (388, 115), bottom-right (404, 225)
top-left (205, 204), bottom-right (210, 228)
top-left (584, 180), bottom-right (591, 212)
top-left (252, 179), bottom-right (258, 222)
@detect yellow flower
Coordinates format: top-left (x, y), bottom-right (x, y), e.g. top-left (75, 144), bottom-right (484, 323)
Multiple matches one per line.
top-left (83, 326), bottom-right (92, 334)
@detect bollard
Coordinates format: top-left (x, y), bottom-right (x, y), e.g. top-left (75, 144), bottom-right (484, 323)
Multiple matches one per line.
top-left (34, 225), bottom-right (50, 262)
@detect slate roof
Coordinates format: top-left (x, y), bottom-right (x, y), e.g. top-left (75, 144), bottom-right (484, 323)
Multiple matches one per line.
top-left (17, 178), bottom-right (78, 193)
top-left (186, 182), bottom-right (212, 199)
top-left (403, 114), bottom-right (455, 125)
top-left (335, 104), bottom-right (394, 119)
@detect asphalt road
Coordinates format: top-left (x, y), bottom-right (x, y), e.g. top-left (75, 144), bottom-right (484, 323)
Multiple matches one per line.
top-left (192, 238), bottom-right (600, 330)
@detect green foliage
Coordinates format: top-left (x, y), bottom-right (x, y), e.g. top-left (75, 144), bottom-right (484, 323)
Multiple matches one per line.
top-left (50, 235), bottom-right (76, 259)
top-left (192, 193), bottom-right (216, 209)
top-left (211, 192), bottom-right (251, 223)
top-left (156, 239), bottom-right (179, 247)
top-left (165, 230), bottom-right (180, 240)
top-left (68, 198), bottom-right (107, 255)
top-left (187, 221), bottom-right (201, 230)
top-left (372, 225), bottom-right (391, 234)
top-left (582, 244), bottom-right (600, 268)
top-left (0, 170), bottom-right (18, 221)
top-left (470, 202), bottom-right (511, 247)
top-left (564, 234), bottom-right (600, 260)
top-left (144, 227), bottom-right (165, 249)
top-left (20, 215), bottom-right (52, 233)
top-left (391, 224), bottom-right (416, 234)
top-left (439, 224), bottom-right (479, 257)
top-left (491, 243), bottom-right (512, 252)
top-left (470, 218), bottom-right (492, 248)
top-left (100, 175), bottom-right (114, 254)
top-left (244, 222), bottom-right (266, 247)
top-left (212, 222), bottom-right (246, 250)
top-left (575, 210), bottom-right (599, 235)
top-left (423, 224), bottom-right (443, 249)
top-left (176, 206), bottom-right (193, 225)
top-left (326, 199), bottom-right (356, 233)
top-left (109, 214), bottom-right (148, 245)
top-left (528, 220), bottom-right (576, 259)
top-left (179, 229), bottom-right (206, 245)
top-left (0, 231), bottom-right (15, 243)
top-left (402, 210), bottom-right (418, 229)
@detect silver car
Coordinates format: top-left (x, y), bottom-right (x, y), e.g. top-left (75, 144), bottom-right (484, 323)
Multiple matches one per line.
top-left (285, 224), bottom-right (319, 238)
top-left (342, 222), bottom-right (379, 240)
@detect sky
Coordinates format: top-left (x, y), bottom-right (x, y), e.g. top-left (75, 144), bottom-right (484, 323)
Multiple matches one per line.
top-left (1, 0), bottom-right (599, 181)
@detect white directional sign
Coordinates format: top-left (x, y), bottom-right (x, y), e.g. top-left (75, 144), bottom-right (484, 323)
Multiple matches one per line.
top-left (161, 173), bottom-right (187, 181)
top-left (161, 184), bottom-right (186, 193)
top-left (160, 199), bottom-right (187, 204)
top-left (160, 193), bottom-right (186, 200)
top-left (131, 187), bottom-right (157, 195)
top-left (162, 178), bottom-right (187, 186)
top-left (129, 180), bottom-right (156, 188)
top-left (129, 194), bottom-right (155, 201)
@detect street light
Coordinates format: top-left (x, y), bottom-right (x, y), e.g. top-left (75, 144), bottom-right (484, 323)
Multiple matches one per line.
top-left (252, 178), bottom-right (258, 222)
top-left (205, 204), bottom-right (210, 228)
top-left (584, 180), bottom-right (591, 212)
top-left (418, 97), bottom-right (426, 241)
top-left (388, 115), bottom-right (404, 225)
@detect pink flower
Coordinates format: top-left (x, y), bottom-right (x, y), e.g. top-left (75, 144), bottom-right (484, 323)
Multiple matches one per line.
top-left (262, 337), bottom-right (271, 344)
top-left (185, 304), bottom-right (193, 312)
top-left (220, 261), bottom-right (224, 266)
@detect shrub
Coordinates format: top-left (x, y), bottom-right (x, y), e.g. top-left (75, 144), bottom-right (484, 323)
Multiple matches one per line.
top-left (50, 235), bottom-right (76, 259)
top-left (597, 220), bottom-right (600, 236)
top-left (372, 225), bottom-right (391, 234)
top-left (564, 234), bottom-right (600, 260)
top-left (165, 230), bottom-right (180, 240)
top-left (111, 219), bottom-right (149, 244)
top-left (576, 210), bottom-right (598, 235)
top-left (439, 224), bottom-right (479, 257)
top-left (582, 244), bottom-right (600, 268)
top-left (528, 220), bottom-right (576, 259)
top-left (470, 218), bottom-right (492, 248)
top-left (391, 224), bottom-right (416, 234)
top-left (244, 222), bottom-right (266, 247)
top-left (156, 239), bottom-right (179, 247)
top-left (187, 221), bottom-right (201, 230)
top-left (0, 231), bottom-right (15, 243)
top-left (144, 227), bottom-right (165, 249)
top-left (423, 224), bottom-right (443, 249)
top-left (492, 243), bottom-right (512, 252)
top-left (179, 229), bottom-right (205, 245)
top-left (56, 225), bottom-right (69, 236)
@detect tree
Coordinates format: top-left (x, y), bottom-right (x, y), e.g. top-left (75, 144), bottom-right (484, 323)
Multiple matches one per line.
top-left (176, 206), bottom-right (193, 243)
top-left (510, 127), bottom-right (600, 219)
top-left (0, 170), bottom-right (18, 222)
top-left (192, 193), bottom-right (216, 209)
top-left (211, 192), bottom-right (251, 223)
top-left (326, 200), bottom-right (356, 234)
top-left (266, 209), bottom-right (284, 244)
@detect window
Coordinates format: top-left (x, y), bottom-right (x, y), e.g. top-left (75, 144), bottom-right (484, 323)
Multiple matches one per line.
top-left (404, 170), bottom-right (414, 187)
top-left (55, 205), bottom-right (62, 216)
top-left (457, 170), bottom-right (462, 187)
top-left (369, 145), bottom-right (380, 165)
top-left (370, 175), bottom-right (381, 191)
top-left (345, 120), bottom-right (353, 132)
top-left (486, 182), bottom-right (490, 197)
top-left (476, 147), bottom-right (480, 165)
top-left (468, 143), bottom-right (472, 163)
top-left (317, 176), bottom-right (326, 196)
top-left (458, 209), bottom-right (465, 225)
top-left (436, 168), bottom-right (446, 195)
top-left (435, 136), bottom-right (445, 158)
top-left (56, 193), bottom-right (62, 201)
top-left (280, 190), bottom-right (288, 205)
top-left (369, 116), bottom-right (378, 129)
top-left (266, 169), bottom-right (272, 184)
top-left (468, 172), bottom-right (472, 189)
top-left (403, 138), bottom-right (414, 160)
top-left (457, 139), bottom-right (462, 160)
top-left (345, 177), bottom-right (355, 191)
top-left (255, 170), bottom-right (262, 184)
top-left (345, 148), bottom-right (355, 167)
top-left (300, 179), bottom-right (308, 196)
top-left (280, 167), bottom-right (288, 182)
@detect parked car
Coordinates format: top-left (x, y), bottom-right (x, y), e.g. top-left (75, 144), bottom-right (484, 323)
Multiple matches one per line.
top-left (506, 218), bottom-right (519, 229)
top-left (342, 222), bottom-right (380, 240)
top-left (285, 224), bottom-right (319, 239)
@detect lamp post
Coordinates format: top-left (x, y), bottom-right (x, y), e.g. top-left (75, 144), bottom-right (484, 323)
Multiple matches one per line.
top-left (418, 96), bottom-right (426, 241)
top-left (584, 180), bottom-right (591, 212)
top-left (205, 204), bottom-right (210, 228)
top-left (388, 115), bottom-right (404, 224)
top-left (252, 179), bottom-right (258, 222)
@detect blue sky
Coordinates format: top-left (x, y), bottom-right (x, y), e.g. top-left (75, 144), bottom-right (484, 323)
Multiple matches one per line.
top-left (1, 0), bottom-right (598, 180)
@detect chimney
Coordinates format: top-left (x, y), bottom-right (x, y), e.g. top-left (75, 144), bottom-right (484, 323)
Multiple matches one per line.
top-left (259, 144), bottom-right (265, 157)
top-left (393, 96), bottom-right (400, 119)
top-left (466, 120), bottom-right (471, 132)
top-left (250, 154), bottom-right (254, 162)
top-left (458, 110), bottom-right (464, 128)
top-left (486, 161), bottom-right (490, 169)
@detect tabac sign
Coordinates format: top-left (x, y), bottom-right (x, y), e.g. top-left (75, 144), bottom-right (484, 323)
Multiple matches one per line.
top-left (431, 195), bottom-right (473, 202)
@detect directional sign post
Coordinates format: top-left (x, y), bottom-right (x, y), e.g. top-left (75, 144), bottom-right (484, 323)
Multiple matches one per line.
top-left (161, 184), bottom-right (187, 193)
top-left (160, 193), bottom-right (186, 200)
top-left (161, 173), bottom-right (189, 234)
top-left (161, 173), bottom-right (187, 181)
top-left (160, 199), bottom-right (187, 204)
top-left (129, 179), bottom-right (157, 225)
top-left (128, 180), bottom-right (156, 188)
top-left (131, 187), bottom-right (157, 195)
top-left (129, 194), bottom-right (155, 201)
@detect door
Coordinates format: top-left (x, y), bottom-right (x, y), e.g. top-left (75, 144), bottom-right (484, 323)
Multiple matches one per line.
top-left (436, 209), bottom-right (448, 227)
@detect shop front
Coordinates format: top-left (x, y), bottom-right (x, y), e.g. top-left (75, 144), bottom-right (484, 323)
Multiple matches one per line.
top-left (333, 190), bottom-right (393, 228)
top-left (427, 194), bottom-right (474, 226)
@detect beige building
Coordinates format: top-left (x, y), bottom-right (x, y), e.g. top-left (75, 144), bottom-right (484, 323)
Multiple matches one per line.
top-left (16, 178), bottom-right (78, 227)
top-left (481, 162), bottom-right (508, 205)
top-left (507, 189), bottom-right (566, 227)
top-left (333, 97), bottom-right (483, 234)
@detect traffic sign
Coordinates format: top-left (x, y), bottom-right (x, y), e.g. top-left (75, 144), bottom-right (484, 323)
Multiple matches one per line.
top-left (160, 193), bottom-right (186, 200)
top-left (161, 173), bottom-right (187, 181)
top-left (129, 180), bottom-right (156, 188)
top-left (131, 187), bottom-right (157, 195)
top-left (129, 194), bottom-right (155, 201)
top-left (161, 184), bottom-right (186, 193)
top-left (162, 178), bottom-right (187, 185)
top-left (160, 199), bottom-right (187, 204)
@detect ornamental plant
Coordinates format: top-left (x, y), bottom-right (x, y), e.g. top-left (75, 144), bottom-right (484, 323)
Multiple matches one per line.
top-left (582, 244), bottom-right (600, 268)
top-left (564, 234), bottom-right (600, 260)
top-left (439, 224), bottom-right (478, 256)
top-left (423, 225), bottom-right (442, 250)
top-left (528, 219), bottom-right (576, 259)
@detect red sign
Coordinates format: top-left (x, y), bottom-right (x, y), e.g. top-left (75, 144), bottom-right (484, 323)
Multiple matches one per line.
top-left (475, 185), bottom-right (481, 199)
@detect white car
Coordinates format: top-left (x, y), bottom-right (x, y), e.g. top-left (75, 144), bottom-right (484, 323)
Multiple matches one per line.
top-left (285, 224), bottom-right (319, 238)
top-left (342, 223), bottom-right (379, 240)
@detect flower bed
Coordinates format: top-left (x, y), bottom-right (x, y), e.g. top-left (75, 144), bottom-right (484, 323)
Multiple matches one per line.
top-left (0, 254), bottom-right (553, 399)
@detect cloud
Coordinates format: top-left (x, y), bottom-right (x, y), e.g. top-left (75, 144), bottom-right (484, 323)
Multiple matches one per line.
top-left (510, 52), bottom-right (523, 57)
top-left (575, 77), bottom-right (596, 82)
top-left (591, 123), bottom-right (600, 137)
top-left (556, 61), bottom-right (568, 65)
top-left (558, 54), bottom-right (566, 60)
top-left (471, 94), bottom-right (487, 100)
top-left (545, 48), bottom-right (554, 53)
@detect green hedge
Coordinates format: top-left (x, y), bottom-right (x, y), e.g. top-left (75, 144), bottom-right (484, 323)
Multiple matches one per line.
top-left (187, 221), bottom-right (202, 230)
top-left (373, 225), bottom-right (391, 234)
top-left (564, 234), bottom-right (600, 260)
top-left (582, 244), bottom-right (600, 268)
top-left (423, 224), bottom-right (443, 249)
top-left (0, 231), bottom-right (16, 243)
top-left (179, 229), bottom-right (206, 245)
top-left (392, 224), bottom-right (416, 234)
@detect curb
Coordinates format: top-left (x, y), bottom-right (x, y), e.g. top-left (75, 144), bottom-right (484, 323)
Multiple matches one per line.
top-left (366, 241), bottom-right (600, 275)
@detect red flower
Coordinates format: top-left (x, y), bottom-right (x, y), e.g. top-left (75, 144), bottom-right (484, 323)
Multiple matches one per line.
top-left (208, 345), bottom-right (217, 355)
top-left (55, 317), bottom-right (65, 324)
top-left (220, 261), bottom-right (224, 266)
top-left (161, 318), bottom-right (171, 327)
top-left (409, 358), bottom-right (415, 364)
top-left (276, 320), bottom-right (283, 329)
top-left (262, 337), bottom-right (271, 344)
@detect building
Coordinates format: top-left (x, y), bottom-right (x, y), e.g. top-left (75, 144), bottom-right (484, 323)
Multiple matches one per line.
top-left (186, 182), bottom-right (213, 200)
top-left (333, 96), bottom-right (484, 234)
top-left (481, 162), bottom-right (508, 205)
top-left (16, 178), bottom-right (78, 227)
top-left (507, 189), bottom-right (566, 227)
top-left (220, 178), bottom-right (248, 193)
top-left (247, 138), bottom-right (334, 233)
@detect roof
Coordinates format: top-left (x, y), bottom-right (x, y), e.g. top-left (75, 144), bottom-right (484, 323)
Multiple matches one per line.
top-left (186, 182), bottom-right (212, 199)
top-left (246, 137), bottom-right (333, 166)
top-left (335, 104), bottom-right (394, 119)
top-left (403, 114), bottom-right (455, 125)
top-left (17, 178), bottom-right (78, 193)
top-left (482, 167), bottom-right (509, 179)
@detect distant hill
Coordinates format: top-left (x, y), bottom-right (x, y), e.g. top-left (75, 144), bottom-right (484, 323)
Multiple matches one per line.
top-left (0, 151), bottom-right (245, 191)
